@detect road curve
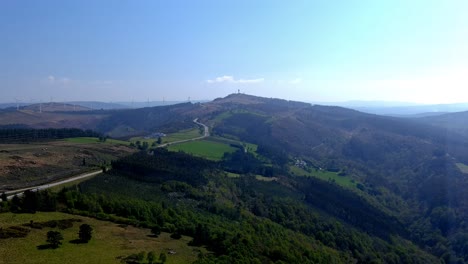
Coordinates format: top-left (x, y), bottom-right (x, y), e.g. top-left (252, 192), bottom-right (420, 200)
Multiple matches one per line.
top-left (157, 118), bottom-right (210, 148)
top-left (4, 119), bottom-right (209, 200)
top-left (6, 170), bottom-right (102, 200)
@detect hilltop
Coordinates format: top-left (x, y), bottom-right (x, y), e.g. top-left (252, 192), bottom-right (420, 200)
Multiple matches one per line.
top-left (2, 93), bottom-right (468, 262)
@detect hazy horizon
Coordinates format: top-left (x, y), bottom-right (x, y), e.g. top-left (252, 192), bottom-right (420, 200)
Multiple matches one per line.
top-left (2, 1), bottom-right (468, 104)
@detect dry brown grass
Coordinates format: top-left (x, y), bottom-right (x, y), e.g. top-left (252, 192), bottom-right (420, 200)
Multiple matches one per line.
top-left (0, 140), bottom-right (135, 192)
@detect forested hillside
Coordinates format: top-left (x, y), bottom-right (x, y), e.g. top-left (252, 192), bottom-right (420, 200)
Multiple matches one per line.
top-left (2, 93), bottom-right (468, 263)
top-left (193, 94), bottom-right (468, 263)
top-left (1, 150), bottom-right (442, 263)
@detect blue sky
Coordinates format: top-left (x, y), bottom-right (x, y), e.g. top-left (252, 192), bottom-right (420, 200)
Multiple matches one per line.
top-left (1, 0), bottom-right (467, 103)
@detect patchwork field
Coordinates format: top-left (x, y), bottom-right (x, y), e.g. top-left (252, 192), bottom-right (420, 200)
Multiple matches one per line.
top-left (0, 140), bottom-right (135, 192)
top-left (162, 128), bottom-right (203, 143)
top-left (289, 166), bottom-right (359, 190)
top-left (167, 139), bottom-right (236, 161)
top-left (0, 212), bottom-right (204, 264)
top-left (129, 127), bottom-right (202, 147)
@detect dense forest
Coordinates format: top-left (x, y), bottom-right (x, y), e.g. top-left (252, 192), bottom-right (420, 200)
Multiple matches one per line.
top-left (2, 94), bottom-right (468, 263)
top-left (3, 148), bottom-right (463, 263)
top-left (0, 128), bottom-right (101, 143)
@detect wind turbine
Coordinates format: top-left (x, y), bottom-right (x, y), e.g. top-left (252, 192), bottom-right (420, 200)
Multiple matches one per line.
top-left (14, 98), bottom-right (21, 111)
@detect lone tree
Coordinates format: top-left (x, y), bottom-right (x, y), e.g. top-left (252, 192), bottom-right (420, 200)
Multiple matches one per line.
top-left (147, 251), bottom-right (156, 264)
top-left (78, 224), bottom-right (93, 243)
top-left (47, 231), bottom-right (63, 248)
top-left (159, 252), bottom-right (167, 263)
top-left (150, 225), bottom-right (161, 237)
top-left (0, 192), bottom-right (7, 202)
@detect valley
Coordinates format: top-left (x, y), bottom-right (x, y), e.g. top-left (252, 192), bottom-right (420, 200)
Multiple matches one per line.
top-left (1, 93), bottom-right (468, 263)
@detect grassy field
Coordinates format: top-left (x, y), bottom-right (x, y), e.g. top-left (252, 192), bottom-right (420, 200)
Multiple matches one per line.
top-left (168, 139), bottom-right (236, 161)
top-left (0, 212), bottom-right (204, 264)
top-left (162, 128), bottom-right (202, 143)
top-left (209, 136), bottom-right (258, 155)
top-left (0, 141), bottom-right (135, 192)
top-left (64, 137), bottom-right (128, 145)
top-left (225, 172), bottom-right (276, 182)
top-left (290, 166), bottom-right (358, 189)
top-left (456, 163), bottom-right (468, 174)
top-left (129, 128), bottom-right (202, 147)
top-left (255, 175), bottom-right (277, 182)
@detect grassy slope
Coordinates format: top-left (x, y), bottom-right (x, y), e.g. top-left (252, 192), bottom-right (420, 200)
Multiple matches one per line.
top-left (168, 139), bottom-right (236, 161)
top-left (129, 128), bottom-right (202, 146)
top-left (0, 212), bottom-right (203, 264)
top-left (456, 162), bottom-right (468, 173)
top-left (64, 137), bottom-right (128, 145)
top-left (290, 166), bottom-right (359, 190)
top-left (0, 140), bottom-right (135, 192)
top-left (163, 128), bottom-right (202, 143)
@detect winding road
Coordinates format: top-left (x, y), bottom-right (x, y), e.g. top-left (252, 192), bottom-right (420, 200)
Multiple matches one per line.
top-left (4, 118), bottom-right (210, 200)
top-left (6, 170), bottom-right (102, 200)
top-left (157, 118), bottom-right (210, 147)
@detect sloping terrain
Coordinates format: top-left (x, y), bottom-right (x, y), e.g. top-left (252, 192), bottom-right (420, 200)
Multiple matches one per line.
top-left (2, 93), bottom-right (468, 262)
top-left (191, 94), bottom-right (468, 262)
top-left (0, 103), bottom-right (198, 138)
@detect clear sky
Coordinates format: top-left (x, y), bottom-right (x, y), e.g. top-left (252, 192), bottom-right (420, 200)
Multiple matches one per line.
top-left (1, 0), bottom-right (468, 104)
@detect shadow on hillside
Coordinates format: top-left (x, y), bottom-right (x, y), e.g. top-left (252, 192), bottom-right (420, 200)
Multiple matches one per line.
top-left (36, 244), bottom-right (55, 250)
top-left (69, 239), bottom-right (86, 244)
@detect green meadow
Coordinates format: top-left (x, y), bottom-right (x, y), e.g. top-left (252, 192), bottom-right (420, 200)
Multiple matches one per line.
top-left (64, 137), bottom-right (128, 145)
top-left (290, 166), bottom-right (359, 190)
top-left (162, 128), bottom-right (202, 143)
top-left (0, 212), bottom-right (203, 264)
top-left (168, 139), bottom-right (236, 161)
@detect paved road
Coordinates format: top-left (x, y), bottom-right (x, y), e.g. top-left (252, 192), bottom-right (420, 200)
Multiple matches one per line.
top-left (157, 118), bottom-right (210, 148)
top-left (6, 170), bottom-right (102, 200)
top-left (4, 118), bottom-right (209, 200)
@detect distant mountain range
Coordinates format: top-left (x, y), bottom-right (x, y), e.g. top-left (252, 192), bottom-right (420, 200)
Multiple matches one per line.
top-left (321, 101), bottom-right (468, 117)
top-left (0, 100), bottom-right (209, 110)
top-left (3, 99), bottom-right (466, 117)
top-left (2, 93), bottom-right (468, 261)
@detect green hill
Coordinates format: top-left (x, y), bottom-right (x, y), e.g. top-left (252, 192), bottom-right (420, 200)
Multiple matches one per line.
top-left (3, 93), bottom-right (468, 263)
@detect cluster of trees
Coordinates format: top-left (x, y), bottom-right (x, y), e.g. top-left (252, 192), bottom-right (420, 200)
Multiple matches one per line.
top-left (95, 103), bottom-right (195, 137)
top-left (3, 145), bottom-right (468, 262)
top-left (49, 151), bottom-right (451, 262)
top-left (45, 224), bottom-right (93, 249)
top-left (207, 99), bottom-right (468, 263)
top-left (111, 149), bottom-right (215, 186)
top-left (4, 190), bottom-right (57, 213)
top-left (0, 128), bottom-right (101, 143)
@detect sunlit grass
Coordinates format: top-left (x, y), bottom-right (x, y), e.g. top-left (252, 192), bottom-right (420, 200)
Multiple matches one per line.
top-left (456, 163), bottom-right (468, 174)
top-left (290, 166), bottom-right (359, 190)
top-left (168, 140), bottom-right (236, 161)
top-left (0, 212), bottom-right (204, 264)
top-left (163, 128), bottom-right (202, 143)
top-left (63, 137), bottom-right (128, 145)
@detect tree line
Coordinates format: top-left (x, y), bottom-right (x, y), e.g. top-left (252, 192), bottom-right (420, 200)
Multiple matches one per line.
top-left (0, 128), bottom-right (101, 143)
